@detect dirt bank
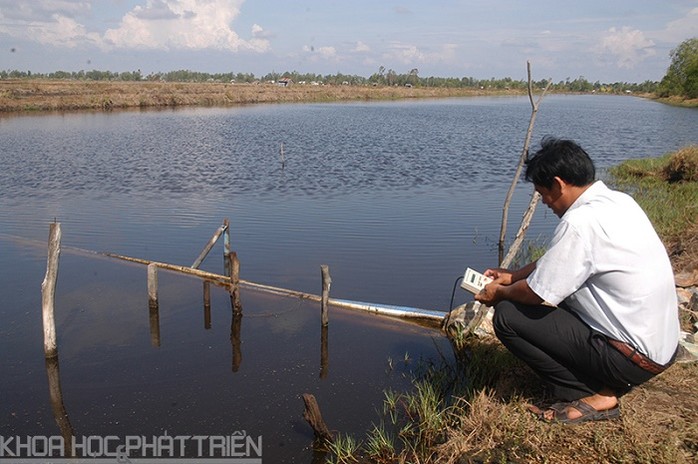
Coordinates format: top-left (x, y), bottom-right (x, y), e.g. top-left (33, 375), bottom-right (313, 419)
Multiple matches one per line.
top-left (0, 79), bottom-right (519, 113)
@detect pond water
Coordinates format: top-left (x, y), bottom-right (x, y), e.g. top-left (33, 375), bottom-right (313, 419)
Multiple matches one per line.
top-left (0, 94), bottom-right (696, 462)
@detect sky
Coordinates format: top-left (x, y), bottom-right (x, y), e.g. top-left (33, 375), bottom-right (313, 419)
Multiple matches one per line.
top-left (1, 1), bottom-right (697, 83)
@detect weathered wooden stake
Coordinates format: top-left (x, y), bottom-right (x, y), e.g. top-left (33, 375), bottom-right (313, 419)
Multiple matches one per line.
top-left (280, 142), bottom-right (285, 169)
top-left (147, 262), bottom-right (158, 305)
top-left (320, 265), bottom-right (331, 326)
top-left (203, 281), bottom-right (212, 330)
top-left (41, 222), bottom-right (61, 358)
top-left (302, 393), bottom-right (333, 445)
top-left (230, 252), bottom-right (242, 312)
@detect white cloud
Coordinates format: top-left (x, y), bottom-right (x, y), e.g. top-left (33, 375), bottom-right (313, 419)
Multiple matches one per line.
top-left (661, 7), bottom-right (698, 43)
top-left (598, 26), bottom-right (656, 68)
top-left (352, 41), bottom-right (370, 53)
top-left (0, 0), bottom-right (270, 54)
top-left (103, 0), bottom-right (269, 52)
top-left (33, 13), bottom-right (102, 47)
top-left (384, 42), bottom-right (426, 64)
top-left (303, 45), bottom-right (337, 60)
top-left (382, 42), bottom-right (458, 66)
top-left (0, 0), bottom-right (96, 46)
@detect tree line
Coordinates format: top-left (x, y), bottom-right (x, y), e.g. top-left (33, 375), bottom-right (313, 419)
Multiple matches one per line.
top-left (0, 68), bottom-right (659, 94)
top-left (2, 37), bottom-right (695, 98)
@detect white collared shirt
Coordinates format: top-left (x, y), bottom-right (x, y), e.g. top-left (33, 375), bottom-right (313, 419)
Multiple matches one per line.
top-left (527, 181), bottom-right (679, 364)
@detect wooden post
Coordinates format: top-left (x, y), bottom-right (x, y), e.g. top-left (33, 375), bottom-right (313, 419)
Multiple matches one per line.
top-left (320, 265), bottom-right (331, 326)
top-left (148, 262), bottom-right (161, 347)
top-left (41, 222), bottom-right (61, 358)
top-left (280, 142), bottom-right (285, 169)
top-left (230, 252), bottom-right (241, 312)
top-left (147, 263), bottom-right (158, 305)
top-left (203, 281), bottom-right (212, 330)
top-left (302, 393), bottom-right (333, 445)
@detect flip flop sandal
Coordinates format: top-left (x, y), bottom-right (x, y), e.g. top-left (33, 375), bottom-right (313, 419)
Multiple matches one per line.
top-left (547, 400), bottom-right (621, 424)
top-left (526, 401), bottom-right (569, 418)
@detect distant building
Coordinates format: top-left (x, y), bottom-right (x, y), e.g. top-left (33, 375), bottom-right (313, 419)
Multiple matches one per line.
top-left (278, 78), bottom-right (293, 87)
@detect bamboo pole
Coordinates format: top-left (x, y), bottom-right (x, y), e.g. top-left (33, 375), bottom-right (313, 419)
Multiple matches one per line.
top-left (320, 265), bottom-right (331, 326)
top-left (41, 222), bottom-right (61, 358)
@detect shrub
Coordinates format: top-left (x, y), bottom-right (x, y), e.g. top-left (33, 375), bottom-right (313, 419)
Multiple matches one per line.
top-left (663, 145), bottom-right (698, 182)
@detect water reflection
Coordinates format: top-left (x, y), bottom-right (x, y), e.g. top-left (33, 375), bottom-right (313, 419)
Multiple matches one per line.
top-left (2, 96), bottom-right (695, 463)
top-left (230, 291), bottom-right (243, 373)
top-left (45, 356), bottom-right (74, 458)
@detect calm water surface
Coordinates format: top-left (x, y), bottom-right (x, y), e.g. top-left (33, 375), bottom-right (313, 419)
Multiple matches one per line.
top-left (0, 95), bottom-right (696, 462)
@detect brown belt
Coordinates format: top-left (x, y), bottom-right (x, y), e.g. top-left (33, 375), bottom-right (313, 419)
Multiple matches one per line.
top-left (606, 338), bottom-right (669, 375)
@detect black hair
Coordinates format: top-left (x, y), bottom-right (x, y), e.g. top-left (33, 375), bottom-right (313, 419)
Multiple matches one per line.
top-left (525, 137), bottom-right (596, 188)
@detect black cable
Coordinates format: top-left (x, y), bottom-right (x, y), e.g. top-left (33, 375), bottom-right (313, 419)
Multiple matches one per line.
top-left (444, 274), bottom-right (464, 328)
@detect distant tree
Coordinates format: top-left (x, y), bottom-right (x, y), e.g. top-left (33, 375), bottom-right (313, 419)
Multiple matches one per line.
top-left (409, 68), bottom-right (419, 86)
top-left (657, 37), bottom-right (698, 99)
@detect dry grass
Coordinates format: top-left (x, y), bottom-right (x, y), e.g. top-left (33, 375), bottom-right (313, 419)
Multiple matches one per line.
top-left (0, 79), bottom-right (517, 112)
top-left (432, 338), bottom-right (698, 464)
top-left (663, 146), bottom-right (698, 183)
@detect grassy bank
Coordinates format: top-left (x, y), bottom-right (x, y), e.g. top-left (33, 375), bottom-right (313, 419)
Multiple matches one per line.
top-left (324, 147), bottom-right (698, 464)
top-left (0, 79), bottom-right (522, 113)
top-left (607, 145), bottom-right (698, 273)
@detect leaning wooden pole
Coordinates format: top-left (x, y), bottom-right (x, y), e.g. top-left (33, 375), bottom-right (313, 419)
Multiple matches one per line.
top-left (41, 222), bottom-right (61, 358)
top-left (192, 222), bottom-right (228, 269)
top-left (462, 63), bottom-right (551, 336)
top-left (497, 61), bottom-right (551, 264)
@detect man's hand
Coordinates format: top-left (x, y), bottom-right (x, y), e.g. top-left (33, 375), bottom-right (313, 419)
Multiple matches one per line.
top-left (483, 268), bottom-right (513, 286)
top-left (474, 282), bottom-right (500, 306)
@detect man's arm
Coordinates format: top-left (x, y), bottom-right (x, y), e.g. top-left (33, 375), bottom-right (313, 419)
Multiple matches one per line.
top-left (476, 261), bottom-right (544, 306)
top-left (483, 261), bottom-right (537, 285)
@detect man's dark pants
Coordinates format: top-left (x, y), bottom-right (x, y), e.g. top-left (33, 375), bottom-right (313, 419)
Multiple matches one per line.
top-left (492, 300), bottom-right (657, 401)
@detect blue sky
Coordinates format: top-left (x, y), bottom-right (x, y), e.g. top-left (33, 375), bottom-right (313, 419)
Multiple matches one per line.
top-left (1, 1), bottom-right (696, 82)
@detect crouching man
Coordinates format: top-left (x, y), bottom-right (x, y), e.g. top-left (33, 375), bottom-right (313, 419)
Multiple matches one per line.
top-left (475, 137), bottom-right (679, 424)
